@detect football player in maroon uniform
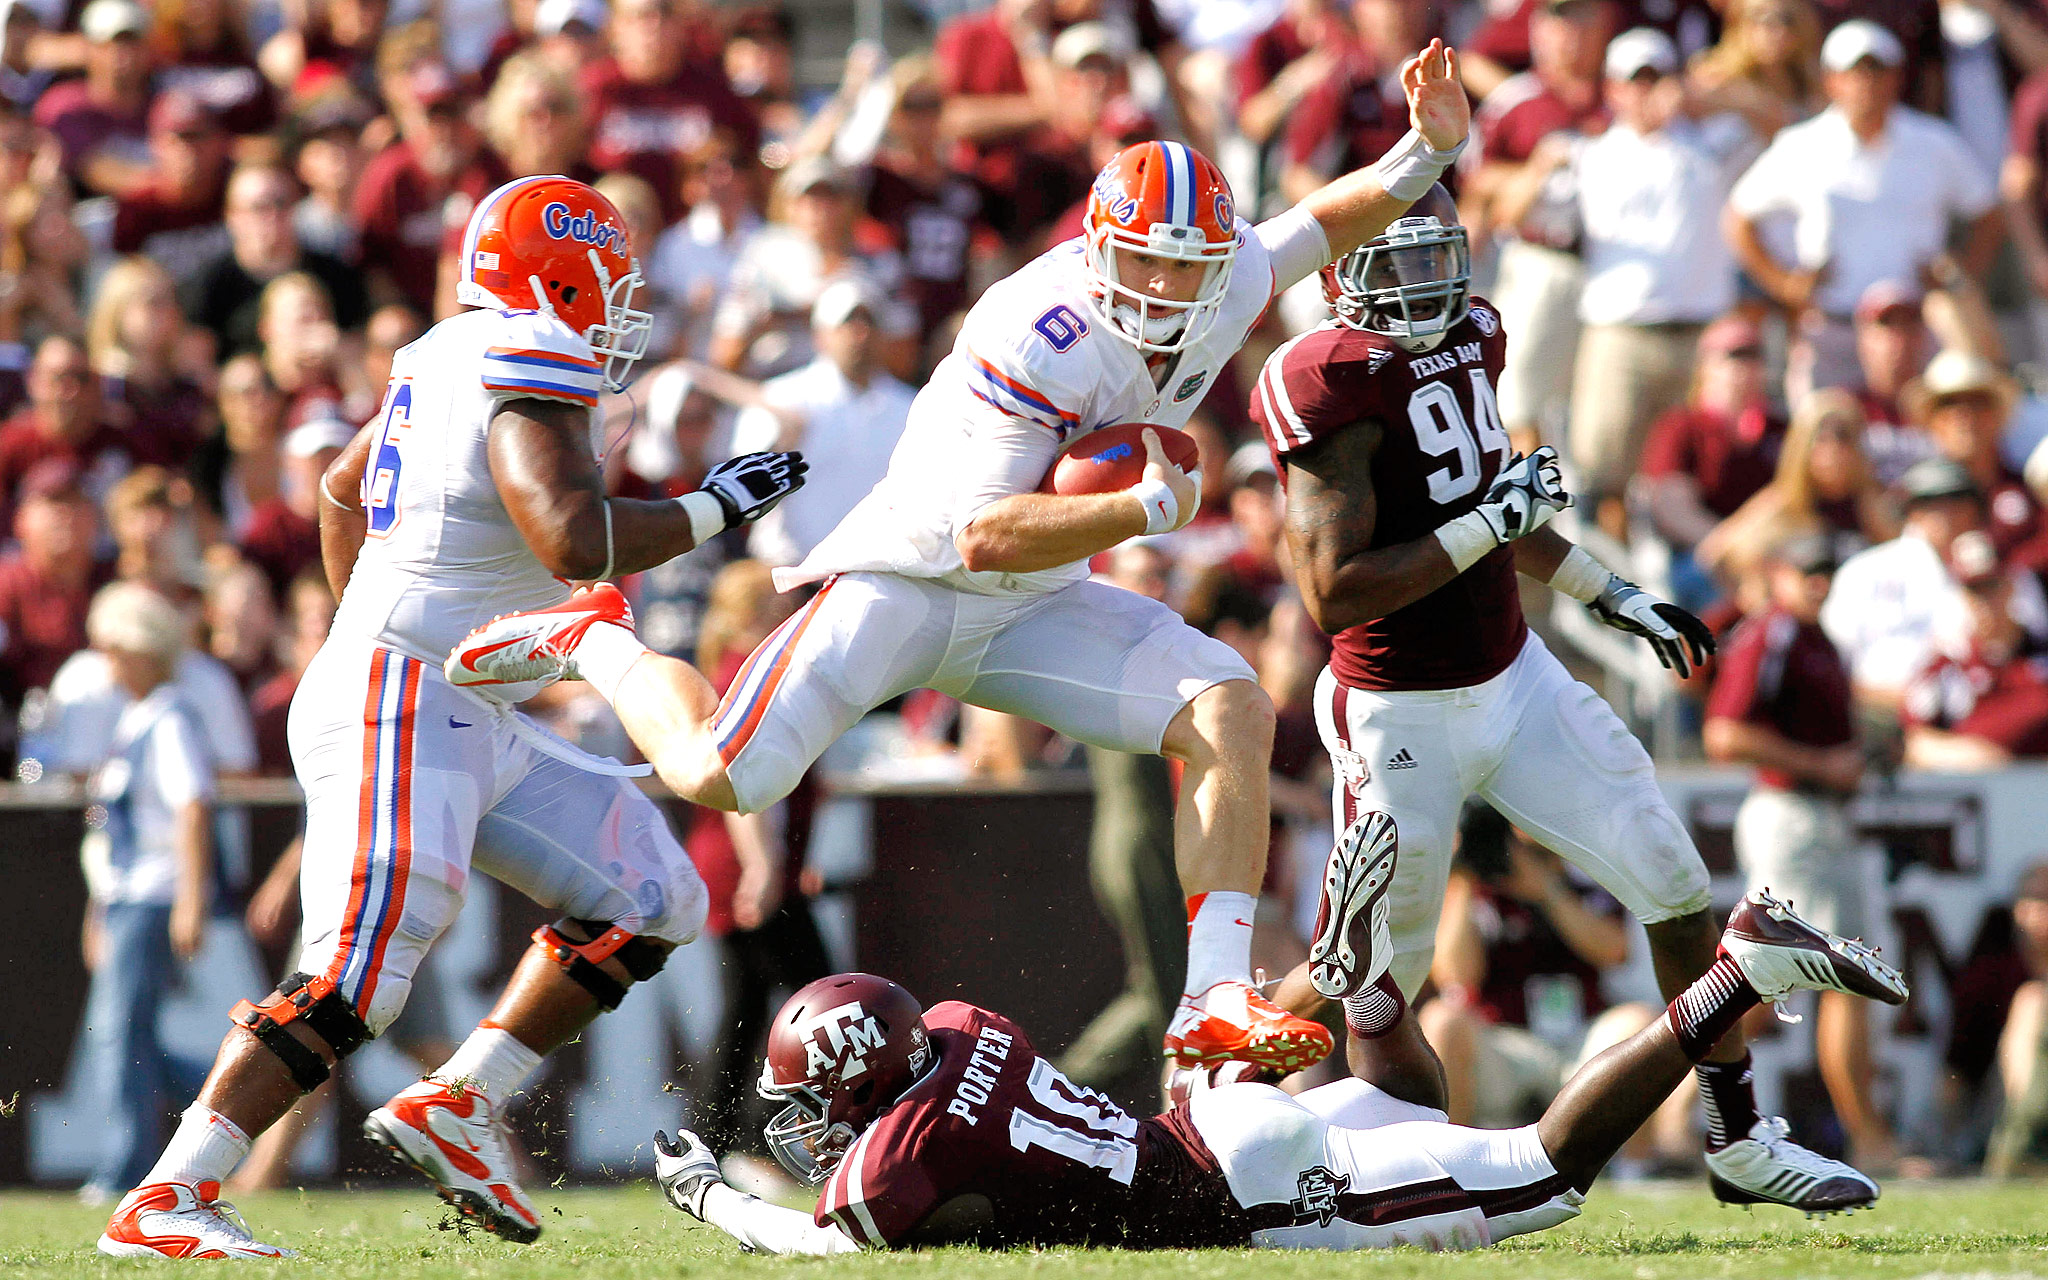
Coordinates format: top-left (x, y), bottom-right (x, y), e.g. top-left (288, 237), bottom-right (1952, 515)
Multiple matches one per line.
top-left (650, 860), bottom-right (1907, 1254)
top-left (1247, 186), bottom-right (1880, 1214)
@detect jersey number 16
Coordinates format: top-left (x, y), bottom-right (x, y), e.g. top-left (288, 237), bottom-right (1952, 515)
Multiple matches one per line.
top-left (364, 380), bottom-right (413, 539)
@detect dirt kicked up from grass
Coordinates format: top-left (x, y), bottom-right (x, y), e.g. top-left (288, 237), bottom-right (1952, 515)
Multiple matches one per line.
top-left (6, 1179), bottom-right (2048, 1280)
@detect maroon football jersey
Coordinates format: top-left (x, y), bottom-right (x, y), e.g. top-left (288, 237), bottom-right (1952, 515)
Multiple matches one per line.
top-left (1251, 299), bottom-right (1527, 691)
top-left (813, 1002), bottom-right (1248, 1249)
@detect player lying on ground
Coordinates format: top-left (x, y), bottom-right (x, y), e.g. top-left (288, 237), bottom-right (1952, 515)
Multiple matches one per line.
top-left (1245, 184), bottom-right (1875, 1213)
top-left (448, 41), bottom-right (1501, 1079)
top-left (650, 819), bottom-right (1908, 1253)
top-left (94, 177), bottom-right (807, 1259)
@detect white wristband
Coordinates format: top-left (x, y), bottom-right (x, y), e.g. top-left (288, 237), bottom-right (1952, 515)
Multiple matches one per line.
top-left (677, 490), bottom-right (727, 546)
top-left (1374, 128), bottom-right (1468, 203)
top-left (1129, 477), bottom-right (1180, 536)
top-left (1548, 544), bottom-right (1611, 604)
top-left (1433, 509), bottom-right (1498, 574)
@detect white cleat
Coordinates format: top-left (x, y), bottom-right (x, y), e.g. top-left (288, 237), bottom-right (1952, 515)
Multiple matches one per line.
top-left (1306, 811), bottom-right (1399, 1000)
top-left (364, 1079), bottom-right (542, 1243)
top-left (1706, 1116), bottom-right (1879, 1215)
top-left (97, 1180), bottom-right (293, 1259)
top-left (443, 582), bottom-right (634, 699)
top-left (1720, 888), bottom-right (1909, 1016)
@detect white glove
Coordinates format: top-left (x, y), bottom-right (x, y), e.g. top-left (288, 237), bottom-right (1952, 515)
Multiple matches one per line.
top-left (699, 451), bottom-right (809, 529)
top-left (654, 1128), bottom-right (725, 1220)
top-left (1588, 575), bottom-right (1717, 678)
top-left (1472, 446), bottom-right (1570, 544)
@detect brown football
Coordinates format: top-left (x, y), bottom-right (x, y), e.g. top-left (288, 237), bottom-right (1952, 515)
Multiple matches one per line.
top-left (1039, 424), bottom-right (1201, 495)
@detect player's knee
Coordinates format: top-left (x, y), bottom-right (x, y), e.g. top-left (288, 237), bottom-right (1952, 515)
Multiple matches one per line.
top-left (653, 746), bottom-right (740, 811)
top-left (229, 972), bottom-right (374, 1092)
top-left (643, 861), bottom-right (708, 948)
top-left (1617, 797), bottom-right (1712, 924)
top-left (1168, 679), bottom-right (1274, 764)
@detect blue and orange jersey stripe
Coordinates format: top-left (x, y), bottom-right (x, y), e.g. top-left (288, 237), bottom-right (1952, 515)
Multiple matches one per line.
top-left (325, 648), bottom-right (422, 1013)
top-left (713, 577), bottom-right (838, 765)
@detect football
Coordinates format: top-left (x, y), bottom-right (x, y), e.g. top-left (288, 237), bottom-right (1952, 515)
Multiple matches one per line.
top-left (1039, 424), bottom-right (1201, 496)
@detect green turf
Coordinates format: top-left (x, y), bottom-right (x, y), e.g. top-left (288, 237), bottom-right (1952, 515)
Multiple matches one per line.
top-left (8, 1181), bottom-right (2048, 1279)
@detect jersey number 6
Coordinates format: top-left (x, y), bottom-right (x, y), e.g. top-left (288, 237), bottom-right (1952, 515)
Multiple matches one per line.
top-left (1033, 304), bottom-right (1088, 353)
top-left (364, 380), bottom-right (413, 539)
top-left (1408, 371), bottom-right (1510, 505)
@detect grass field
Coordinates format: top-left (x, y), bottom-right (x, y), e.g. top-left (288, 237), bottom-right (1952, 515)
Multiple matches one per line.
top-left (7, 1180), bottom-right (2048, 1280)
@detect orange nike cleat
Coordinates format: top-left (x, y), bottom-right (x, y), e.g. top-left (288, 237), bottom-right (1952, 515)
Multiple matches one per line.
top-left (1163, 979), bottom-right (1334, 1073)
top-left (363, 1079), bottom-right (542, 1243)
top-left (443, 582), bottom-right (634, 697)
top-left (97, 1180), bottom-right (292, 1258)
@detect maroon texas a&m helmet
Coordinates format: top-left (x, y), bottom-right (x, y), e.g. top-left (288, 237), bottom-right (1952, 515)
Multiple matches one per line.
top-left (758, 973), bottom-right (932, 1184)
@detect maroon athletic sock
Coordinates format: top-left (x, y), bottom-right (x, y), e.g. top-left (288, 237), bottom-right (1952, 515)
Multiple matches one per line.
top-left (1343, 973), bottom-right (1407, 1038)
top-left (1695, 1053), bottom-right (1760, 1152)
top-left (1665, 954), bottom-right (1760, 1060)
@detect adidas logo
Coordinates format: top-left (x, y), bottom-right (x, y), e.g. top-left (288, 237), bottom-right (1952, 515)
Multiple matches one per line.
top-left (1386, 748), bottom-right (1418, 770)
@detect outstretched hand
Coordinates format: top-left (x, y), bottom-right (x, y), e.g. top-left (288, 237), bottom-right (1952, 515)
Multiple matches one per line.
top-left (1402, 39), bottom-right (1469, 152)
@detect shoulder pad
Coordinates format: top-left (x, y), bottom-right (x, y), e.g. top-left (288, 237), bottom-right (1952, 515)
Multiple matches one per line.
top-left (957, 280), bottom-right (1096, 438)
top-left (477, 309), bottom-right (603, 408)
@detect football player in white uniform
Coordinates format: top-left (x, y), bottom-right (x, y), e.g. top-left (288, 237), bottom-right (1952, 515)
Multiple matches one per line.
top-left (450, 45), bottom-right (1473, 1075)
top-left (96, 176), bottom-right (808, 1259)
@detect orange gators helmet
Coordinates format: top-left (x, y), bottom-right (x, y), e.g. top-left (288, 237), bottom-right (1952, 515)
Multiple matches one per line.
top-left (456, 175), bottom-right (653, 391)
top-left (1083, 140), bottom-right (1240, 354)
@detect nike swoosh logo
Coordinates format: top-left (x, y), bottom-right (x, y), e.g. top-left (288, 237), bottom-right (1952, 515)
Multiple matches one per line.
top-left (460, 635), bottom-right (529, 671)
top-left (449, 717), bottom-right (472, 729)
top-left (1233, 918), bottom-right (1254, 928)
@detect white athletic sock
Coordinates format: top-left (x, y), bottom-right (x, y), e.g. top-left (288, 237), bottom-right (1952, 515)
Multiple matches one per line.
top-left (433, 1024), bottom-right (542, 1100)
top-left (143, 1105), bottom-right (252, 1189)
top-left (1182, 891), bottom-right (1257, 997)
top-left (573, 622), bottom-right (650, 704)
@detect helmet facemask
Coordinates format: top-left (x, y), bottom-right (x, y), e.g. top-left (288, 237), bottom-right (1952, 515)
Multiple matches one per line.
top-left (1327, 217), bottom-right (1471, 353)
top-left (758, 1069), bottom-right (855, 1185)
top-left (1085, 219), bottom-right (1238, 355)
top-left (585, 248), bottom-right (652, 392)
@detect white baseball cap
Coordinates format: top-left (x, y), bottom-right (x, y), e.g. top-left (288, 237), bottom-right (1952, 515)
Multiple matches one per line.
top-left (1605, 27), bottom-right (1678, 80)
top-left (1821, 19), bottom-right (1904, 72)
top-left (535, 0), bottom-right (607, 38)
top-left (80, 0), bottom-right (147, 42)
top-left (812, 278), bottom-right (882, 330)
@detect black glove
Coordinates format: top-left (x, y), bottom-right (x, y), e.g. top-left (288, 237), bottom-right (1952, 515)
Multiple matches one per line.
top-left (1473, 446), bottom-right (1571, 544)
top-left (654, 1128), bottom-right (724, 1220)
top-left (1587, 575), bottom-right (1716, 677)
top-left (699, 451), bottom-right (808, 529)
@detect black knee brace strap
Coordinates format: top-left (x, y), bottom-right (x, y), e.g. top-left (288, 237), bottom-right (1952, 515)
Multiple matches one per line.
top-left (532, 919), bottom-right (669, 1011)
top-left (229, 972), bottom-right (373, 1091)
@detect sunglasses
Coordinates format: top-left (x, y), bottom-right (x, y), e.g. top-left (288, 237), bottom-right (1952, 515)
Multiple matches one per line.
top-left (1721, 345), bottom-right (1765, 361)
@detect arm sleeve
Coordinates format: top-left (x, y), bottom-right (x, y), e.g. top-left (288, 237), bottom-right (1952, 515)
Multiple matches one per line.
top-left (1939, 124), bottom-right (1998, 217)
top-left (950, 394), bottom-right (1071, 537)
top-left (1726, 142), bottom-right (1792, 219)
top-left (699, 1185), bottom-right (863, 1255)
top-left (187, 656), bottom-right (257, 773)
top-left (478, 311), bottom-right (605, 409)
top-left (1254, 204), bottom-right (1334, 296)
top-left (1636, 409), bottom-right (1693, 479)
top-left (150, 708), bottom-right (218, 807)
top-left (1704, 622), bottom-right (1768, 723)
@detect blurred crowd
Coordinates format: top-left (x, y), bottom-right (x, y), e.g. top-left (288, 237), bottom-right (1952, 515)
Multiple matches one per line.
top-left (12, 0), bottom-right (2048, 1188)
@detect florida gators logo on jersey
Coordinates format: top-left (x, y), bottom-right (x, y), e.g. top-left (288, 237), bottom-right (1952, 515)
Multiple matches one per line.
top-left (1174, 370), bottom-right (1209, 402)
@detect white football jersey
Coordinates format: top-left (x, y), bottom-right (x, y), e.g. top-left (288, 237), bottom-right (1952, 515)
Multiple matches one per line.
top-left (331, 307), bottom-right (606, 662)
top-left (779, 225), bottom-right (1278, 596)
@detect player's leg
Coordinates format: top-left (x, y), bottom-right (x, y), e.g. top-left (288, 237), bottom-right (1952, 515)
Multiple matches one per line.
top-left (362, 752), bottom-right (709, 1241)
top-left (101, 648), bottom-right (473, 1259)
top-left (957, 581), bottom-right (1329, 1072)
top-left (1474, 640), bottom-right (1880, 1209)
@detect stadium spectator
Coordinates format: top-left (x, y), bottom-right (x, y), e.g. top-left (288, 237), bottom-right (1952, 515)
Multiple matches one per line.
top-left (0, 160), bottom-right (89, 355)
top-left (1684, 0), bottom-right (1823, 139)
top-left (193, 353), bottom-right (285, 536)
top-left (1987, 862), bottom-right (2048, 1175)
top-left (104, 465), bottom-right (205, 606)
top-left (247, 570), bottom-right (333, 776)
top-left (1705, 530), bottom-right (1905, 1170)
top-left (647, 130), bottom-right (764, 361)
top-left (485, 51), bottom-right (592, 181)
top-left (1465, 0), bottom-right (1615, 451)
top-left (1724, 20), bottom-right (2000, 402)
top-left (931, 0), bottom-right (1064, 195)
top-left (73, 581), bottom-right (218, 1203)
top-left (256, 0), bottom-right (388, 103)
top-left (1003, 21), bottom-right (1135, 243)
top-left (201, 556), bottom-right (280, 695)
top-left (343, 302), bottom-right (422, 422)
top-left (108, 91), bottom-right (234, 281)
top-left (183, 163), bottom-right (367, 360)
top-left (0, 334), bottom-right (133, 530)
top-left (1233, 0), bottom-right (1342, 200)
top-left (727, 280), bottom-right (915, 569)
top-left (239, 410), bottom-right (352, 597)
top-left (528, 0), bottom-right (612, 80)
top-left (1903, 530), bottom-right (2048, 766)
top-left (85, 256), bottom-right (210, 467)
top-left (2003, 66), bottom-right (2048, 362)
top-left (711, 156), bottom-right (915, 380)
top-left (352, 44), bottom-right (506, 316)
top-left (1542, 27), bottom-right (1751, 536)
top-left (253, 272), bottom-right (344, 420)
top-left (0, 461), bottom-right (100, 743)
top-left (34, 0), bottom-right (155, 197)
top-left (285, 90), bottom-right (373, 264)
top-left (1847, 279), bottom-right (1940, 485)
top-left (1909, 349), bottom-right (2048, 569)
top-left (723, 3), bottom-right (818, 155)
top-left (148, 0), bottom-right (277, 138)
top-left (1804, 0), bottom-right (1945, 113)
top-left (1636, 316), bottom-right (1786, 608)
top-left (1697, 387), bottom-right (1893, 587)
top-left (581, 0), bottom-right (757, 219)
top-left (1420, 805), bottom-right (1690, 1170)
top-left (1277, 0), bottom-right (1426, 205)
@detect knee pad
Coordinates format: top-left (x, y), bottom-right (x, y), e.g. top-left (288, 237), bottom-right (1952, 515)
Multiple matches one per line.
top-left (532, 918), bottom-right (670, 1011)
top-left (229, 972), bottom-right (373, 1092)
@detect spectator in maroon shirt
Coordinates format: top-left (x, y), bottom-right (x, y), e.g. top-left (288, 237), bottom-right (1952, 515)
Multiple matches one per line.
top-left (84, 256), bottom-right (211, 469)
top-left (1233, 0), bottom-right (1344, 158)
top-left (1706, 530), bottom-right (1904, 1170)
top-left (148, 0), bottom-right (278, 137)
top-left (33, 0), bottom-right (154, 197)
top-left (1903, 529), bottom-right (2048, 767)
top-left (1007, 22), bottom-right (1135, 244)
top-left (1849, 278), bottom-right (1938, 484)
top-left (1638, 317), bottom-right (1786, 608)
top-left (1278, 0), bottom-right (1430, 204)
top-left (1908, 349), bottom-right (2048, 569)
top-left (353, 49), bottom-right (507, 316)
top-left (202, 555), bottom-right (280, 694)
top-left (582, 0), bottom-right (758, 221)
top-left (256, 0), bottom-right (388, 104)
top-left (0, 460), bottom-right (101, 728)
top-left (0, 334), bottom-right (134, 530)
top-left (109, 90), bottom-right (234, 282)
top-left (239, 410), bottom-right (349, 599)
top-left (0, 168), bottom-right (87, 356)
top-left (247, 569), bottom-right (332, 775)
top-left (184, 163), bottom-right (369, 360)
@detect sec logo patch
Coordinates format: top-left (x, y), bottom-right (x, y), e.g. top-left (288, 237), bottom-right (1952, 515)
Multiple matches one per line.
top-left (1173, 371), bottom-right (1209, 402)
